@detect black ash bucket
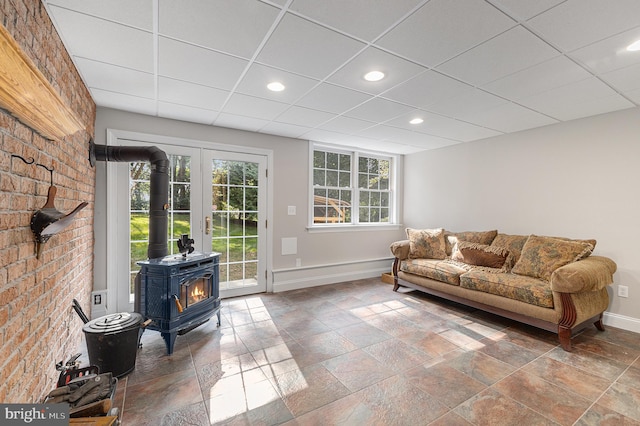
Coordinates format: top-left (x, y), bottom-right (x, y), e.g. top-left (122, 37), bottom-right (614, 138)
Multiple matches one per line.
top-left (83, 312), bottom-right (143, 378)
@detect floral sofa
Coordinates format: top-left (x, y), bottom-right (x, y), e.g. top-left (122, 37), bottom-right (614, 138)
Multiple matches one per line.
top-left (390, 229), bottom-right (617, 351)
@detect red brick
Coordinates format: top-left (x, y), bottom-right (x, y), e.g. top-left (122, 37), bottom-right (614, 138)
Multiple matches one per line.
top-left (1, 0), bottom-right (95, 403)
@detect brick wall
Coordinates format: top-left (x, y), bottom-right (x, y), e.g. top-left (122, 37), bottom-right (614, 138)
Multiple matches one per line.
top-left (0, 0), bottom-right (96, 402)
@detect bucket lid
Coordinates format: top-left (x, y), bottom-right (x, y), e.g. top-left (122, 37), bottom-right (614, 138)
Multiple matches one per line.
top-left (83, 312), bottom-right (143, 334)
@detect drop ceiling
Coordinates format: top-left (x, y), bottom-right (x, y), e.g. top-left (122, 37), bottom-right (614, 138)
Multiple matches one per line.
top-left (43, 0), bottom-right (640, 154)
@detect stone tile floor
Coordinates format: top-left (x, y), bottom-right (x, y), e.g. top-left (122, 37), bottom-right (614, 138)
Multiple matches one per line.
top-left (88, 278), bottom-right (640, 425)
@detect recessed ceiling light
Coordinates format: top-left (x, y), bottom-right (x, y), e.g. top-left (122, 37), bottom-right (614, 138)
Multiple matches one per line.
top-left (627, 39), bottom-right (640, 51)
top-left (409, 118), bottom-right (424, 125)
top-left (267, 81), bottom-right (285, 92)
top-left (364, 71), bottom-right (385, 82)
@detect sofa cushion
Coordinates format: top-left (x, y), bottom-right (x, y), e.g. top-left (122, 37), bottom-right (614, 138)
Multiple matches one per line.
top-left (445, 230), bottom-right (498, 256)
top-left (460, 270), bottom-right (554, 308)
top-left (406, 228), bottom-right (447, 259)
top-left (543, 235), bottom-right (596, 256)
top-left (401, 259), bottom-right (469, 286)
top-left (451, 242), bottom-right (510, 269)
top-left (511, 235), bottom-right (593, 281)
top-left (490, 233), bottom-right (529, 266)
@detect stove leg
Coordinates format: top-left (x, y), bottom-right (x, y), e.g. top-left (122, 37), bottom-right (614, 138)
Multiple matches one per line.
top-left (161, 332), bottom-right (177, 355)
top-left (216, 310), bottom-right (221, 327)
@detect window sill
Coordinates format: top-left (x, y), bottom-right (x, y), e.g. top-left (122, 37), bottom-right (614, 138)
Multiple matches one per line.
top-left (306, 223), bottom-right (403, 233)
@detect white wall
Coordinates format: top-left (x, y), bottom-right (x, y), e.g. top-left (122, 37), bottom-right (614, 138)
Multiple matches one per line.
top-left (404, 106), bottom-right (640, 331)
top-left (93, 108), bottom-right (405, 295)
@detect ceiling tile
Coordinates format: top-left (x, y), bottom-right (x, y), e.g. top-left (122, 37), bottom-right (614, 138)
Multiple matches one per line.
top-left (519, 77), bottom-right (635, 120)
top-left (222, 93), bottom-right (290, 121)
top-left (344, 98), bottom-right (414, 122)
top-left (482, 56), bottom-right (593, 100)
top-left (158, 0), bottom-right (280, 59)
top-left (260, 122), bottom-right (311, 138)
top-left (235, 63), bottom-right (320, 103)
top-left (601, 63), bottom-right (640, 92)
top-left (157, 102), bottom-right (217, 125)
top-left (274, 106), bottom-right (335, 127)
top-left (75, 57), bottom-right (155, 99)
top-left (527, 0), bottom-right (640, 51)
top-left (91, 89), bottom-right (157, 116)
top-left (47, 5), bottom-right (154, 72)
top-left (625, 88), bottom-right (640, 104)
top-left (214, 113), bottom-right (270, 132)
top-left (381, 70), bottom-right (474, 109)
top-left (385, 110), bottom-right (501, 142)
top-left (262, 0), bottom-right (288, 6)
top-left (569, 26), bottom-right (640, 74)
top-left (288, 0), bottom-right (424, 41)
top-left (464, 102), bottom-right (558, 133)
top-left (359, 125), bottom-right (460, 148)
top-left (426, 89), bottom-right (507, 122)
top-left (487, 0), bottom-right (565, 21)
top-left (438, 26), bottom-right (560, 86)
top-left (376, 0), bottom-right (515, 67)
top-left (159, 37), bottom-right (248, 90)
top-left (257, 13), bottom-right (366, 79)
top-left (296, 83), bottom-right (370, 114)
top-left (327, 47), bottom-right (427, 95)
top-left (349, 139), bottom-right (420, 155)
top-left (318, 116), bottom-right (376, 134)
top-left (158, 77), bottom-right (229, 110)
top-left (47, 0), bottom-right (153, 30)
top-left (302, 128), bottom-right (353, 144)
top-left (383, 134), bottom-right (460, 151)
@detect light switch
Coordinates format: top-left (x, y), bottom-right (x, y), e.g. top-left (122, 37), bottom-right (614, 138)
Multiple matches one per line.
top-left (287, 206), bottom-right (296, 215)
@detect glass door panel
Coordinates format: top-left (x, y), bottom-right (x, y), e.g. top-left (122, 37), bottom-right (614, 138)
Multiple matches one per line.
top-left (206, 152), bottom-right (266, 298)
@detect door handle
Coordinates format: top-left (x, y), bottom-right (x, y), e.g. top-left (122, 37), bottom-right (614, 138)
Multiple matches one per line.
top-left (205, 216), bottom-right (211, 235)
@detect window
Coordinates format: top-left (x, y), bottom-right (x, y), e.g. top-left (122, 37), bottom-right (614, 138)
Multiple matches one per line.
top-left (311, 145), bottom-right (396, 226)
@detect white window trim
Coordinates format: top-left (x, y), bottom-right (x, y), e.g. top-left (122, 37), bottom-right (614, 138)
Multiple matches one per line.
top-left (308, 142), bottom-right (400, 231)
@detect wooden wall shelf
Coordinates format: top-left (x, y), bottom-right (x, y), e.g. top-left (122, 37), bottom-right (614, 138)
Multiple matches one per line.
top-left (0, 24), bottom-right (84, 140)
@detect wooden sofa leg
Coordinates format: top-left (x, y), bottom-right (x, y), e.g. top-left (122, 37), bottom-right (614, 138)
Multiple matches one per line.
top-left (558, 326), bottom-right (572, 351)
top-left (392, 258), bottom-right (400, 292)
top-left (594, 313), bottom-right (605, 332)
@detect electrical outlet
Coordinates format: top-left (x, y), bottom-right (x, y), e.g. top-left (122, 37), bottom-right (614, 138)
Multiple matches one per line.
top-left (618, 285), bottom-right (629, 298)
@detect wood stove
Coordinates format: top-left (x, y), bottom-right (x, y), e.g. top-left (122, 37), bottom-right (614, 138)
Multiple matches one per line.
top-left (137, 252), bottom-right (221, 354)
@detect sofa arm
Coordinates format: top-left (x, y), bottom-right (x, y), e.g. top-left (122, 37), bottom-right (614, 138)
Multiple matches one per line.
top-left (550, 256), bottom-right (617, 293)
top-left (390, 240), bottom-right (410, 260)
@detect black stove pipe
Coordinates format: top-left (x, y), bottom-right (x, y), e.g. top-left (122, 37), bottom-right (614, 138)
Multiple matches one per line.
top-left (90, 140), bottom-right (169, 260)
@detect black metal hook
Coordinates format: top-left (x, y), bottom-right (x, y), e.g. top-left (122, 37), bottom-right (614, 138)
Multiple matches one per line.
top-left (36, 163), bottom-right (54, 186)
top-left (10, 154), bottom-right (35, 165)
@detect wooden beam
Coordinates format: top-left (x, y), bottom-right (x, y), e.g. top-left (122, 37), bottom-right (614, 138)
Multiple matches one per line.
top-left (0, 24), bottom-right (84, 139)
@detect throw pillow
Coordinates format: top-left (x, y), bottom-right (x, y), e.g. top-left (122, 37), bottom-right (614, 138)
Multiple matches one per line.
top-left (511, 235), bottom-right (593, 281)
top-left (446, 230), bottom-right (498, 256)
top-left (406, 228), bottom-right (447, 259)
top-left (451, 242), bottom-right (510, 269)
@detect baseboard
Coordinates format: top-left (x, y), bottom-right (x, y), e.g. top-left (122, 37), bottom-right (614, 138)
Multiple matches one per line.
top-left (603, 312), bottom-right (640, 334)
top-left (272, 258), bottom-right (393, 292)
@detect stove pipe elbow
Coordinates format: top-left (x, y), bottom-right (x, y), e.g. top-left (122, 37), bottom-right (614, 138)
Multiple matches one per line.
top-left (90, 140), bottom-right (169, 260)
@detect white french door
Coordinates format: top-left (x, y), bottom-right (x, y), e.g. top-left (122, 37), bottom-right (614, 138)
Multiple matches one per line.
top-left (107, 133), bottom-right (268, 313)
top-left (201, 150), bottom-right (267, 299)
